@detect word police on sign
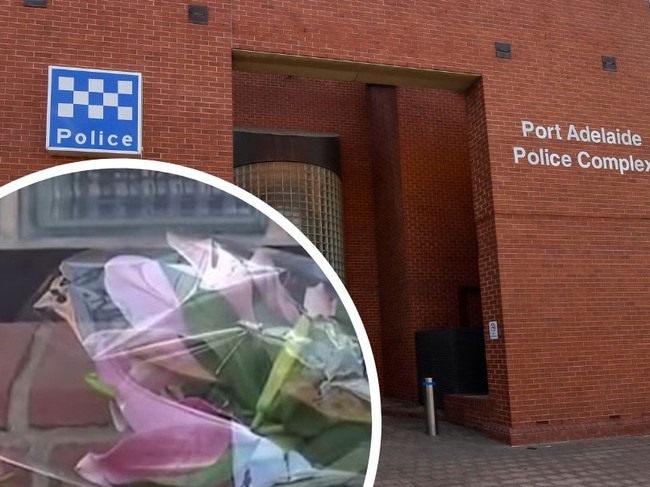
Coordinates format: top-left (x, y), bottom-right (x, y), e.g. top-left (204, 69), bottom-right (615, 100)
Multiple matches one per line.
top-left (46, 66), bottom-right (142, 155)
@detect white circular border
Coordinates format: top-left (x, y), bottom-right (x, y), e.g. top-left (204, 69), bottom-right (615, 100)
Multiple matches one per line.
top-left (1, 159), bottom-right (382, 487)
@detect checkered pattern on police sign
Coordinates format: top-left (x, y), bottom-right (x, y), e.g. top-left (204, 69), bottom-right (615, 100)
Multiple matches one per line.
top-left (56, 76), bottom-right (133, 121)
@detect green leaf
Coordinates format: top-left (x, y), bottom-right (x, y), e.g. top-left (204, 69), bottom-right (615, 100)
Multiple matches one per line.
top-left (252, 315), bottom-right (312, 430)
top-left (180, 290), bottom-right (264, 420)
top-left (335, 299), bottom-right (355, 336)
top-left (84, 372), bottom-right (115, 398)
top-left (183, 290), bottom-right (240, 337)
top-left (272, 469), bottom-right (364, 487)
top-left (162, 264), bottom-right (201, 305)
top-left (129, 449), bottom-right (234, 487)
top-left (301, 423), bottom-right (371, 469)
top-left (254, 423), bottom-right (305, 453)
top-left (329, 443), bottom-right (371, 475)
top-left (250, 314), bottom-right (372, 468)
top-left (124, 483), bottom-right (167, 487)
top-left (204, 332), bottom-right (275, 421)
top-left (162, 448), bottom-right (234, 487)
top-left (181, 290), bottom-right (285, 422)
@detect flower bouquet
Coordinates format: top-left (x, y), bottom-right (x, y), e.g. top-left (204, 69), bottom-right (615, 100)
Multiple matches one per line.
top-left (33, 233), bottom-right (372, 487)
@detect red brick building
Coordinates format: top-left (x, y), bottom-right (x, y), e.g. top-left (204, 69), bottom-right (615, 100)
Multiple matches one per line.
top-left (2, 0), bottom-right (650, 446)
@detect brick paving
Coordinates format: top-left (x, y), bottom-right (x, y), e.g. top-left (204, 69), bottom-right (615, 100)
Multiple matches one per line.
top-left (375, 416), bottom-right (650, 486)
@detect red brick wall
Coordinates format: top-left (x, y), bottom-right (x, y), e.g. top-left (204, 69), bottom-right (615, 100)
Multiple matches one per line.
top-left (230, 1), bottom-right (650, 440)
top-left (234, 78), bottom-right (478, 401)
top-left (4, 0), bottom-right (650, 444)
top-left (395, 87), bottom-right (479, 400)
top-left (0, 321), bottom-right (115, 485)
top-left (474, 5), bottom-right (650, 442)
top-left (231, 2), bottom-right (649, 77)
top-left (369, 86), bottom-right (478, 401)
top-left (0, 0), bottom-right (233, 182)
top-left (444, 394), bottom-right (497, 440)
top-left (466, 80), bottom-right (511, 429)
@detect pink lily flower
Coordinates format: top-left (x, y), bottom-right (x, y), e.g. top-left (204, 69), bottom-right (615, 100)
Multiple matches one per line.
top-left (86, 255), bottom-right (215, 383)
top-left (303, 283), bottom-right (338, 318)
top-left (76, 356), bottom-right (233, 487)
top-left (104, 255), bottom-right (188, 336)
top-left (249, 249), bottom-right (301, 325)
top-left (168, 234), bottom-right (300, 326)
top-left (77, 355), bottom-right (314, 487)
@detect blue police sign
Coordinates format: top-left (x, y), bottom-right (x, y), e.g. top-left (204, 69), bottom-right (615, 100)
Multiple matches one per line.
top-left (46, 66), bottom-right (142, 155)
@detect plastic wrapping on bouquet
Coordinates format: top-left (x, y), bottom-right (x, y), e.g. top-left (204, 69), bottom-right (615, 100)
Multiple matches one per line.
top-left (0, 161), bottom-right (379, 487)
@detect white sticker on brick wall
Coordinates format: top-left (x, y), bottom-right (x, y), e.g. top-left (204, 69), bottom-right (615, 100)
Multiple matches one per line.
top-left (488, 320), bottom-right (499, 340)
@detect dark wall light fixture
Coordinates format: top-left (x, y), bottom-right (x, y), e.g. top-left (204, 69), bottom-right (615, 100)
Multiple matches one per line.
top-left (602, 56), bottom-right (617, 72)
top-left (24, 0), bottom-right (47, 7)
top-left (495, 42), bottom-right (512, 59)
top-left (188, 5), bottom-right (208, 24)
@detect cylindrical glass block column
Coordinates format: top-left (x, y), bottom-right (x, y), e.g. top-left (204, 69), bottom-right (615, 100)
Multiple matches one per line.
top-left (234, 130), bottom-right (345, 277)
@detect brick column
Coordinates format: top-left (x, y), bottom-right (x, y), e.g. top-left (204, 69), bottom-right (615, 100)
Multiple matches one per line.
top-left (465, 80), bottom-right (512, 440)
top-left (367, 85), bottom-right (410, 399)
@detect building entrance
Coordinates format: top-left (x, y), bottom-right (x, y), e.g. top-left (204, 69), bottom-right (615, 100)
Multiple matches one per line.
top-left (232, 55), bottom-right (498, 438)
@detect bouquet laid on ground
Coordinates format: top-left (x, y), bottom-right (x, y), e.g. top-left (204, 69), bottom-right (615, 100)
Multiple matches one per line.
top-left (35, 233), bottom-right (372, 487)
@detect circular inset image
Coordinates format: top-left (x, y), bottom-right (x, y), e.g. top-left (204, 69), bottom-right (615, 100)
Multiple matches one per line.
top-left (0, 160), bottom-right (380, 487)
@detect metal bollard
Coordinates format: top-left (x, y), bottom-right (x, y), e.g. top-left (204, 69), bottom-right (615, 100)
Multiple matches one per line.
top-left (423, 377), bottom-right (437, 436)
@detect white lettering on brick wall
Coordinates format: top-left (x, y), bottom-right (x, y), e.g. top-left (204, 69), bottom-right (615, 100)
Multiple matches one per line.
top-left (514, 120), bottom-right (649, 176)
